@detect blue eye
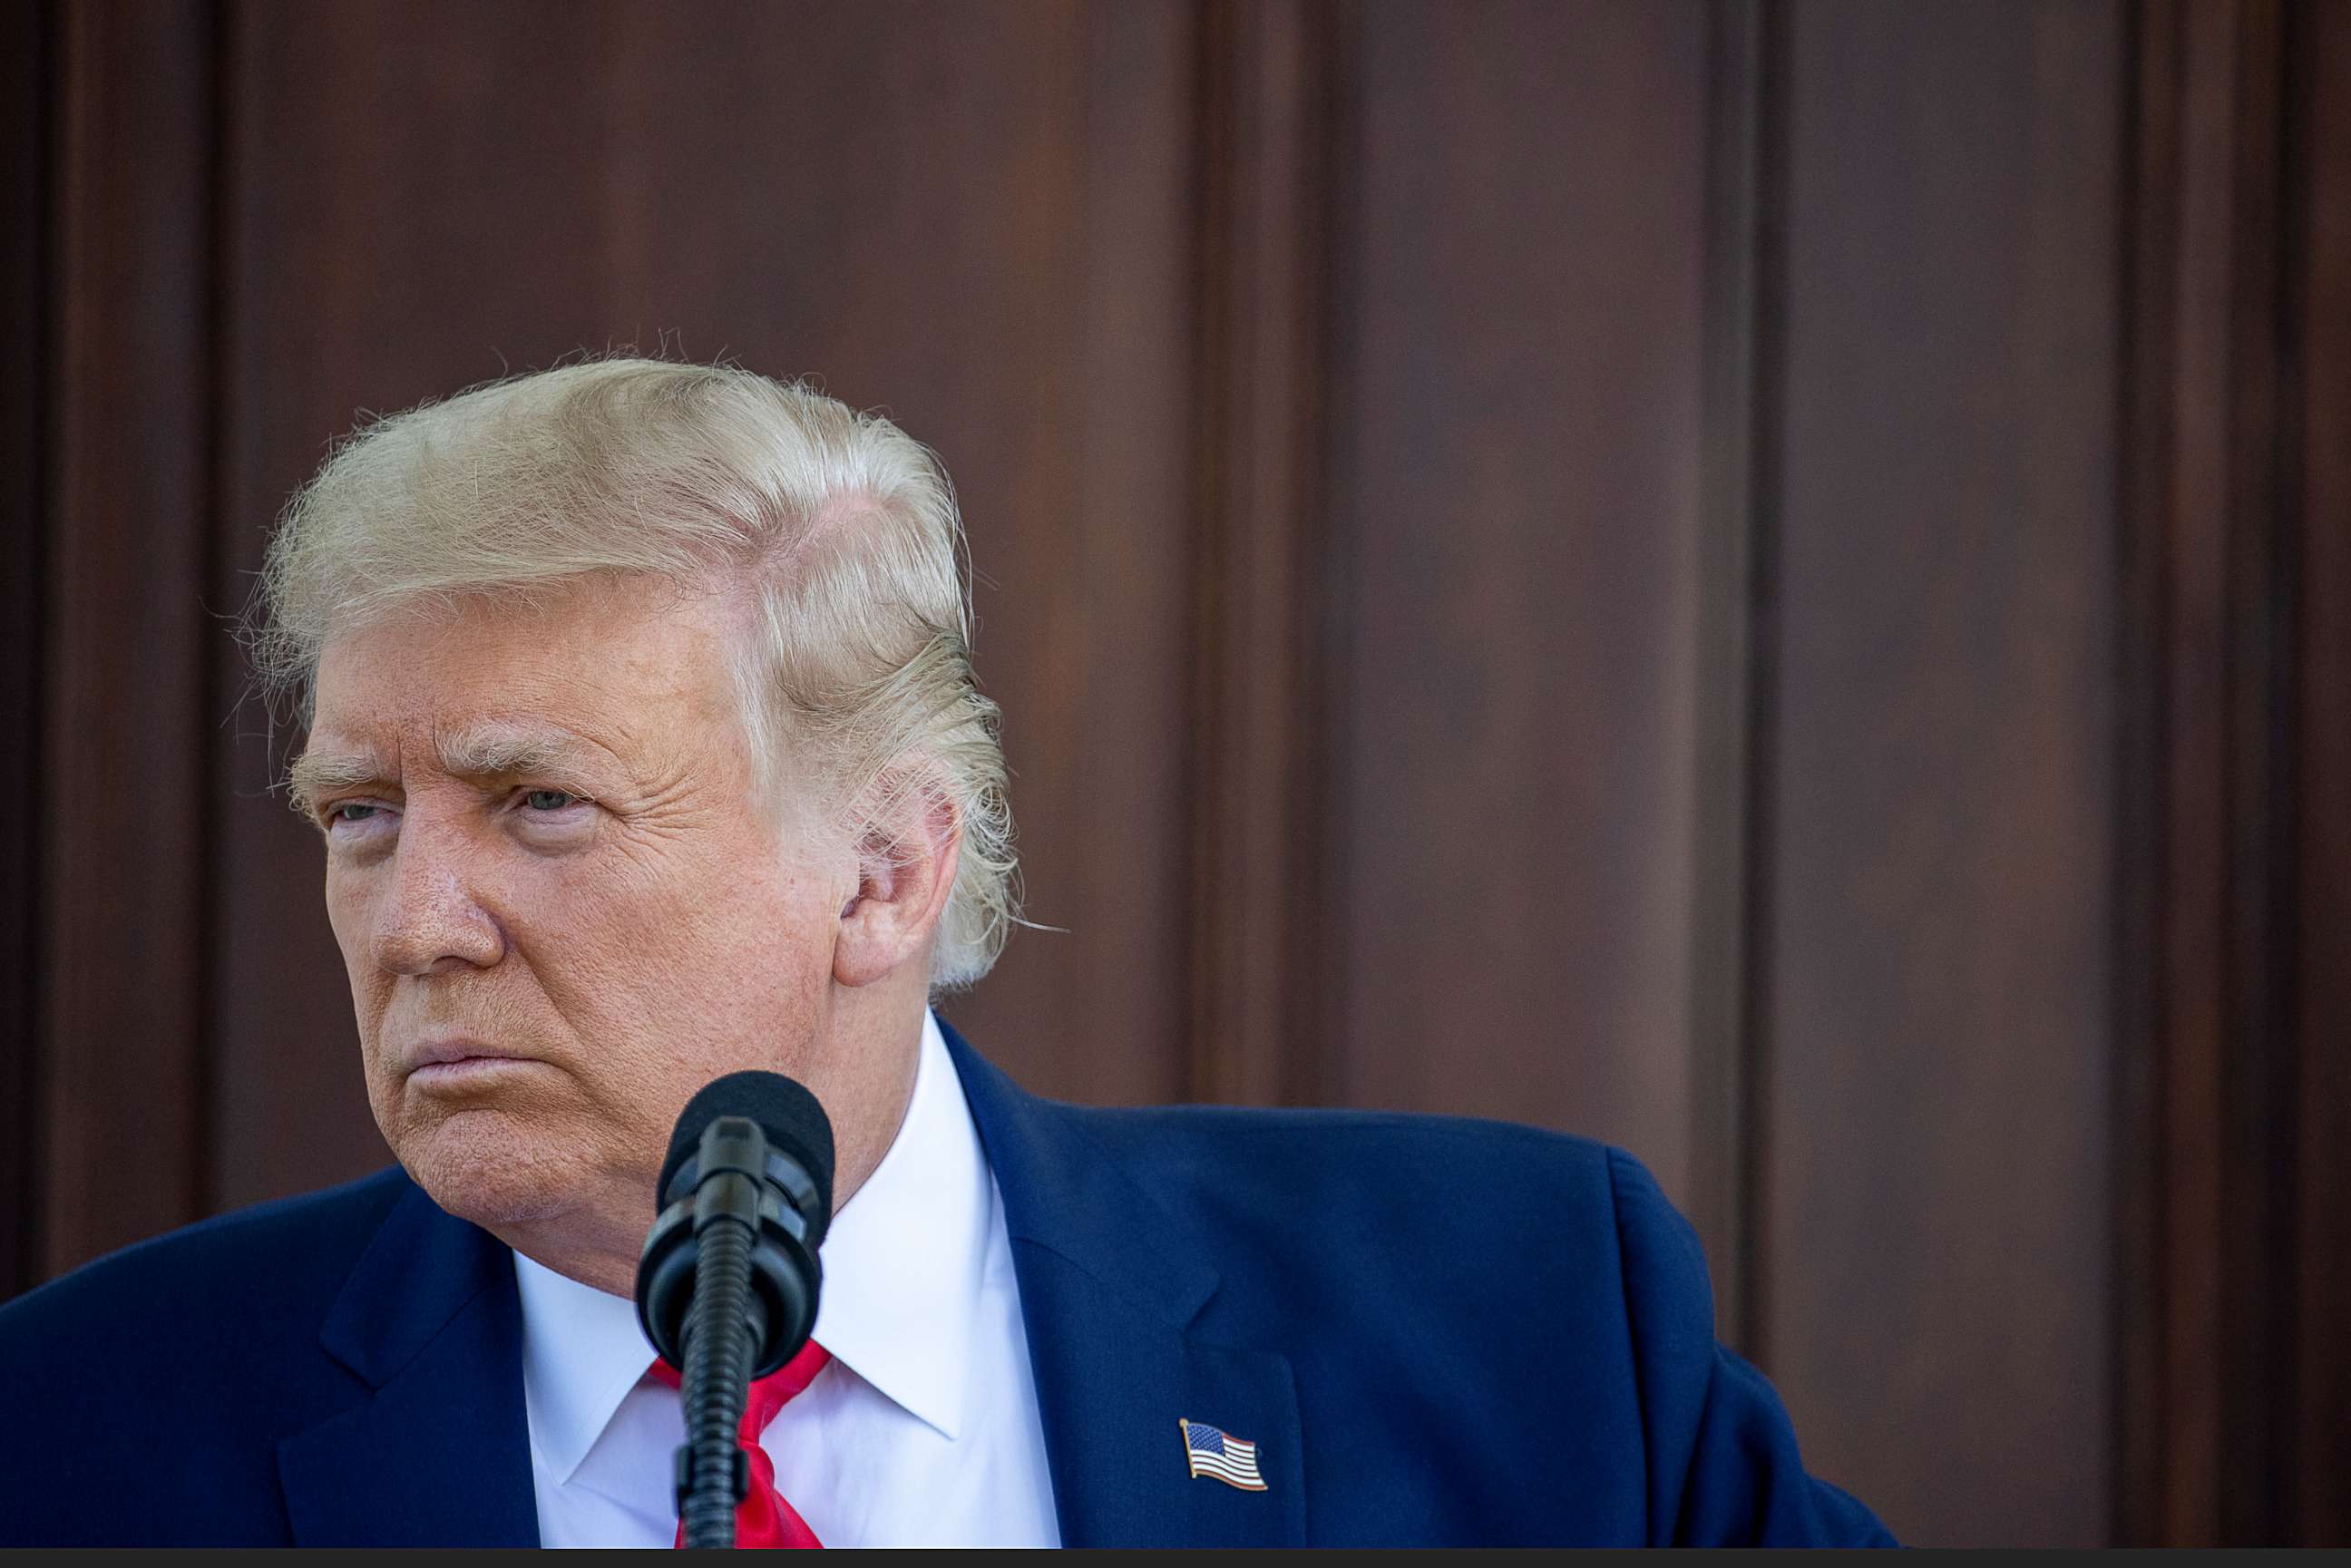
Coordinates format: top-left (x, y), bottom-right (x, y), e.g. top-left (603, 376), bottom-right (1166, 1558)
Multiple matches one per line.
top-left (330, 803), bottom-right (379, 824)
top-left (523, 789), bottom-right (577, 812)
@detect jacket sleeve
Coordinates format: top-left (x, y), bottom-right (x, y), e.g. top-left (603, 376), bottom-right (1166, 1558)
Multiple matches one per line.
top-left (1606, 1148), bottom-right (1897, 1546)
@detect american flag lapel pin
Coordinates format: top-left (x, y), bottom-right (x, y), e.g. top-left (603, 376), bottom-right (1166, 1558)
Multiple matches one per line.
top-left (1179, 1417), bottom-right (1269, 1492)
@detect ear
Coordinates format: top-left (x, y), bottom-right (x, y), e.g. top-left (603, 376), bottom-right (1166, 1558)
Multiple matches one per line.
top-left (832, 773), bottom-right (963, 989)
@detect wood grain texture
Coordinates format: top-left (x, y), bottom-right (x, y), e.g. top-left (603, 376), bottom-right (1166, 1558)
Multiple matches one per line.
top-left (1327, 0), bottom-right (1712, 1204)
top-left (1760, 0), bottom-right (2121, 1545)
top-left (42, 0), bottom-right (219, 1273)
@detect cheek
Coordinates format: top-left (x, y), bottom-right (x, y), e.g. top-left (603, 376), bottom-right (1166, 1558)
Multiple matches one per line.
top-left (323, 863), bottom-right (360, 945)
top-left (523, 840), bottom-right (836, 1069)
top-left (567, 815), bottom-right (828, 946)
top-left (323, 865), bottom-right (385, 1003)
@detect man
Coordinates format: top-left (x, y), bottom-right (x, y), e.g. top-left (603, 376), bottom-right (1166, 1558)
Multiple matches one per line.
top-left (0, 360), bottom-right (1890, 1546)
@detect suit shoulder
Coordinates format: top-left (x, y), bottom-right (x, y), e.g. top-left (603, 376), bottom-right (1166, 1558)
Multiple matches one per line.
top-left (1061, 1103), bottom-right (1707, 1456)
top-left (1074, 1100), bottom-right (1641, 1267)
top-left (0, 1166), bottom-right (414, 1350)
top-left (1082, 1099), bottom-right (1620, 1191)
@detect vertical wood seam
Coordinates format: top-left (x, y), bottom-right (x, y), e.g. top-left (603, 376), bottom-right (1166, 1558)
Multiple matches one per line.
top-left (1690, 0), bottom-right (1763, 1356)
top-left (2115, 0), bottom-right (2300, 1542)
top-left (1181, 0), bottom-right (1237, 1107)
top-left (2111, 0), bottom-right (2172, 1544)
top-left (2280, 5), bottom-right (2351, 1537)
top-left (2242, 0), bottom-right (2303, 1537)
top-left (1282, 0), bottom-right (1341, 1113)
top-left (192, 0), bottom-right (231, 1222)
top-left (0, 0), bottom-right (59, 1299)
top-left (1734, 0), bottom-right (1793, 1369)
top-left (2209, 0), bottom-right (2289, 1542)
top-left (1305, 0), bottom-right (1360, 1115)
top-left (1184, 0), bottom-right (1339, 1110)
top-left (43, 0), bottom-right (219, 1276)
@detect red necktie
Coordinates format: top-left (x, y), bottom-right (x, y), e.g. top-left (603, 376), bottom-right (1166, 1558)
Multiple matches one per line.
top-left (649, 1340), bottom-right (832, 1548)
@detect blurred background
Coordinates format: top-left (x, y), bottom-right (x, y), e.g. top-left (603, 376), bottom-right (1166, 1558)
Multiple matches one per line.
top-left (1, 0), bottom-right (2344, 1547)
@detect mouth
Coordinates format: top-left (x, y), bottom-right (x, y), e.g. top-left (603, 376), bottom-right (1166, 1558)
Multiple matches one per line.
top-left (402, 1038), bottom-right (545, 1090)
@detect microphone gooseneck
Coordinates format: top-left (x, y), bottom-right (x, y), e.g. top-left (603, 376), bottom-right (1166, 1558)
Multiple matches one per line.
top-left (633, 1072), bottom-right (834, 1550)
top-left (678, 1214), bottom-right (758, 1548)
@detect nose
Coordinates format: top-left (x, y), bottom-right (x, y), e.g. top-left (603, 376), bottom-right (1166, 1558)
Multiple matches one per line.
top-left (374, 814), bottom-right (506, 977)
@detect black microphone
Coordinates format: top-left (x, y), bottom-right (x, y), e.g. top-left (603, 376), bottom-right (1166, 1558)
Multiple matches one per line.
top-left (634, 1071), bottom-right (834, 1550)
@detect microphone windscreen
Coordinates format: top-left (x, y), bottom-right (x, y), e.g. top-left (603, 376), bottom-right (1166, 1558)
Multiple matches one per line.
top-left (658, 1069), bottom-right (835, 1232)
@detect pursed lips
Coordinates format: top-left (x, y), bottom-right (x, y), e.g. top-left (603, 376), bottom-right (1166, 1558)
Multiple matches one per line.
top-left (402, 1038), bottom-right (542, 1083)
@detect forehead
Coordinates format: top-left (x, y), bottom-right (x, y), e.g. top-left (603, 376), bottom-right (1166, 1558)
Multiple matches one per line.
top-left (308, 578), bottom-right (737, 748)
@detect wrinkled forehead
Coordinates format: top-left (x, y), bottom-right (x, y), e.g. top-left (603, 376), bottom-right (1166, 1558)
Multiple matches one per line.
top-left (305, 577), bottom-right (748, 768)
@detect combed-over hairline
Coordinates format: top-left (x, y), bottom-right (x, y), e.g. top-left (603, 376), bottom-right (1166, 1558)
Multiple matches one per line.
top-left (248, 355), bottom-right (1019, 989)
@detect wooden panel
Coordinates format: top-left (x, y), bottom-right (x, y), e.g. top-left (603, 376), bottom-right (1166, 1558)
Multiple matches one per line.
top-left (1330, 0), bottom-right (1712, 1205)
top-left (1690, 0), bottom-right (1768, 1348)
top-left (42, 0), bottom-right (218, 1272)
top-left (952, 0), bottom-right (1201, 1110)
top-left (2289, 0), bottom-right (2351, 1542)
top-left (1760, 1), bottom-right (2120, 1546)
top-left (0, 0), bottom-right (53, 1299)
top-left (208, 0), bottom-right (1207, 1208)
top-left (2114, 0), bottom-right (2300, 1544)
top-left (7, 2), bottom-right (2344, 1545)
top-left (1185, 0), bottom-right (1337, 1109)
top-left (2113, 5), bottom-right (2193, 1540)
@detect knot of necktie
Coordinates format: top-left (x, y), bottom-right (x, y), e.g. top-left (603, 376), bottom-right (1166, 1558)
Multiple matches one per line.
top-left (649, 1339), bottom-right (833, 1548)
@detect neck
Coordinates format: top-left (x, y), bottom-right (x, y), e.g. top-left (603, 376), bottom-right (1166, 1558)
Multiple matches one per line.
top-left (504, 985), bottom-right (930, 1300)
top-left (798, 979), bottom-right (930, 1225)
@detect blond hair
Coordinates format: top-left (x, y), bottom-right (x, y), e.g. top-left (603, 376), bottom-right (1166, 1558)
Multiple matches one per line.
top-left (250, 358), bottom-right (1017, 989)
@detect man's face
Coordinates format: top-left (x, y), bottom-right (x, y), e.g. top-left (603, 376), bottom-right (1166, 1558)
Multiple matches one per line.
top-left (301, 578), bottom-right (844, 1246)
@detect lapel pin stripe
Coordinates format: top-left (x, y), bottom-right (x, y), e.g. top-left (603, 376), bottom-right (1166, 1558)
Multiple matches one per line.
top-left (1180, 1418), bottom-right (1268, 1491)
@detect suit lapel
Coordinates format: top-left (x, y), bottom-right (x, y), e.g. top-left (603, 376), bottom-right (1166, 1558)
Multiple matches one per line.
top-left (274, 1033), bottom-right (1306, 1547)
top-left (278, 1181), bottom-right (539, 1547)
top-left (945, 1025), bottom-right (1307, 1547)
top-left (1009, 1243), bottom-right (1306, 1546)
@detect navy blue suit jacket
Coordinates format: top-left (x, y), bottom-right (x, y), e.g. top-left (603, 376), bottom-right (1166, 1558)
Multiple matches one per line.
top-left (0, 1025), bottom-right (1891, 1546)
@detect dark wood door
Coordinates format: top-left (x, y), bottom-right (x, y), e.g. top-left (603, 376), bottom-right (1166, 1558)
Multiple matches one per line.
top-left (5, 0), bottom-right (2343, 1546)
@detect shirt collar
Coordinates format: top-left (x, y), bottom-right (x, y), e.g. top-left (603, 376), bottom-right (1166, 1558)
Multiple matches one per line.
top-left (513, 1251), bottom-right (658, 1486)
top-left (806, 1007), bottom-right (988, 1441)
top-left (514, 1008), bottom-right (989, 1483)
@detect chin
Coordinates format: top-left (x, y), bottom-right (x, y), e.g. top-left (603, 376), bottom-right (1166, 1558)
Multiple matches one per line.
top-left (392, 1106), bottom-right (598, 1232)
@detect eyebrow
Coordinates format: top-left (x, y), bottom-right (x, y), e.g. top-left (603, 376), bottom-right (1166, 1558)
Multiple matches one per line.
top-left (434, 721), bottom-right (610, 782)
top-left (286, 747), bottom-right (390, 816)
top-left (288, 722), bottom-right (614, 814)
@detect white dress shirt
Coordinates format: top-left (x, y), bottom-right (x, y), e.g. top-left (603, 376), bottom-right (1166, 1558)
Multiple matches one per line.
top-left (514, 1009), bottom-right (1061, 1547)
